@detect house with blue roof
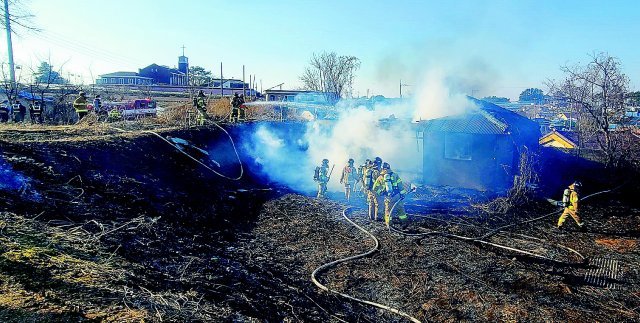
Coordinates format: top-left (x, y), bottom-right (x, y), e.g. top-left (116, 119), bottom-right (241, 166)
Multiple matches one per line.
top-left (418, 97), bottom-right (541, 191)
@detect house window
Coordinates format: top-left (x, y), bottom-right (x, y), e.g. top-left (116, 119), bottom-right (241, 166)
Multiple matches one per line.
top-left (444, 133), bottom-right (473, 160)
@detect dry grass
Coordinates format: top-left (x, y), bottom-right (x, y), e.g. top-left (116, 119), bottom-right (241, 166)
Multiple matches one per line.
top-left (595, 238), bottom-right (638, 253)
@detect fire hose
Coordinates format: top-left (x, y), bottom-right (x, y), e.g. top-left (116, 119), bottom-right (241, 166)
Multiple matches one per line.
top-left (311, 206), bottom-right (422, 323)
top-left (108, 119), bottom-right (244, 181)
top-left (387, 184), bottom-right (626, 263)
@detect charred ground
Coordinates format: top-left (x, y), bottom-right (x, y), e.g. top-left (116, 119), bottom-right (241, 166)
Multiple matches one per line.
top-left (0, 123), bottom-right (639, 322)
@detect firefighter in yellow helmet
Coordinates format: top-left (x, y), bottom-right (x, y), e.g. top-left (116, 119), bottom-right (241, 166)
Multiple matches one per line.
top-left (373, 162), bottom-right (408, 227)
top-left (339, 158), bottom-right (358, 202)
top-left (557, 181), bottom-right (584, 229)
top-left (366, 157), bottom-right (384, 221)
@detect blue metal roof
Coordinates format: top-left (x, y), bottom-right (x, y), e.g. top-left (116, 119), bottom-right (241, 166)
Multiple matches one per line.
top-left (420, 97), bottom-right (541, 145)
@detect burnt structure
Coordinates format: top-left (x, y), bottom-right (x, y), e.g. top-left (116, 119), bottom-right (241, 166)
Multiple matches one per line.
top-left (419, 97), bottom-right (540, 191)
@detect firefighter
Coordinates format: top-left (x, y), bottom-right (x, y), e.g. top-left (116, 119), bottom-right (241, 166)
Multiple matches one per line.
top-left (230, 93), bottom-right (242, 123)
top-left (92, 95), bottom-right (103, 115)
top-left (193, 90), bottom-right (208, 125)
top-left (361, 159), bottom-right (374, 201)
top-left (314, 159), bottom-right (330, 198)
top-left (373, 162), bottom-right (408, 227)
top-left (357, 159), bottom-right (371, 197)
top-left (557, 181), bottom-right (584, 229)
top-left (13, 100), bottom-right (26, 123)
top-left (238, 93), bottom-right (246, 121)
top-left (0, 100), bottom-right (9, 122)
top-left (340, 158), bottom-right (358, 202)
top-left (366, 157), bottom-right (384, 221)
top-left (29, 102), bottom-right (44, 124)
top-left (73, 91), bottom-right (89, 123)
top-left (107, 108), bottom-right (122, 122)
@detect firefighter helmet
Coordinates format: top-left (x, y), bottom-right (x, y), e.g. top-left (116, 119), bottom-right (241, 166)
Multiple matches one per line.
top-left (374, 157), bottom-right (382, 165)
top-left (348, 158), bottom-right (354, 164)
top-left (382, 162), bottom-right (390, 170)
top-left (322, 159), bottom-right (329, 165)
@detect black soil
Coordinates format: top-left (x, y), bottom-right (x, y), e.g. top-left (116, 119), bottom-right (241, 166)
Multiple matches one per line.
top-left (0, 124), bottom-right (639, 322)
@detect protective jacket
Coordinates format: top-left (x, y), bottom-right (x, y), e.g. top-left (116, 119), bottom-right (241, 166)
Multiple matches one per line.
top-left (340, 165), bottom-right (357, 185)
top-left (364, 166), bottom-right (380, 191)
top-left (373, 170), bottom-right (406, 197)
top-left (316, 165), bottom-right (329, 183)
top-left (568, 190), bottom-right (579, 211)
top-left (30, 104), bottom-right (42, 114)
top-left (107, 108), bottom-right (121, 121)
top-left (194, 95), bottom-right (206, 109)
top-left (231, 96), bottom-right (242, 108)
top-left (73, 96), bottom-right (88, 113)
top-left (92, 98), bottom-right (102, 113)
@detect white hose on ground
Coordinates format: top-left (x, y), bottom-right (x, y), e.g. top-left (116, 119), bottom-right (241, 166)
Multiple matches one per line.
top-left (311, 206), bottom-right (422, 323)
top-left (109, 121), bottom-right (244, 181)
top-left (386, 185), bottom-right (625, 263)
top-left (387, 189), bottom-right (587, 263)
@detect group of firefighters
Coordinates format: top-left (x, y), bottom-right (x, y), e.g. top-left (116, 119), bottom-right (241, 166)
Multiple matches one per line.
top-left (31, 89), bottom-right (248, 125)
top-left (315, 157), bottom-right (585, 230)
top-left (192, 90), bottom-right (246, 125)
top-left (72, 91), bottom-right (116, 123)
top-left (315, 157), bottom-right (408, 226)
top-left (0, 99), bottom-right (44, 124)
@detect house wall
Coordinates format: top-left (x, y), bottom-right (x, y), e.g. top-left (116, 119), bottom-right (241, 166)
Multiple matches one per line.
top-left (423, 132), bottom-right (516, 191)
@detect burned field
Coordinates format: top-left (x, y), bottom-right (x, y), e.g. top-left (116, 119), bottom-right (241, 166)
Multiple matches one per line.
top-left (0, 123), bottom-right (639, 322)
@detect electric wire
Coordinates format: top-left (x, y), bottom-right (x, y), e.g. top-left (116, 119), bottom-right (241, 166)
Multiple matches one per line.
top-left (27, 31), bottom-right (141, 68)
top-left (27, 28), bottom-right (145, 67)
top-left (311, 207), bottom-right (422, 323)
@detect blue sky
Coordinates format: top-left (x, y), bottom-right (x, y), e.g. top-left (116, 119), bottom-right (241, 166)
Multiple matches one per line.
top-left (3, 0), bottom-right (639, 100)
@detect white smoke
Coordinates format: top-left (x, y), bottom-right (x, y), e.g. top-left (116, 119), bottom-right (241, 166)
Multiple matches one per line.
top-left (243, 68), bottom-right (481, 193)
top-left (413, 68), bottom-right (477, 121)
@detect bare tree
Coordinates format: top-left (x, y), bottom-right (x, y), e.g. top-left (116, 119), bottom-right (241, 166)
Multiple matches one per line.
top-left (548, 52), bottom-right (631, 167)
top-left (300, 52), bottom-right (360, 99)
top-left (0, 59), bottom-right (23, 102)
top-left (0, 0), bottom-right (39, 33)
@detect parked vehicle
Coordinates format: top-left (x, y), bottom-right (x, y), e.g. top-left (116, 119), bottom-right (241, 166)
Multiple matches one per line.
top-left (90, 98), bottom-right (157, 120)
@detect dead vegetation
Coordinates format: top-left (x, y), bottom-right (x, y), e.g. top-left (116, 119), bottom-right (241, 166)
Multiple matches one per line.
top-left (0, 125), bottom-right (639, 322)
top-left (474, 148), bottom-right (539, 215)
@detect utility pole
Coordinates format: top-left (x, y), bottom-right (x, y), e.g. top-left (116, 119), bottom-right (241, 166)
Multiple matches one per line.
top-left (400, 80), bottom-right (411, 99)
top-left (220, 62), bottom-right (223, 98)
top-left (242, 65), bottom-right (245, 97)
top-left (4, 0), bottom-right (16, 97)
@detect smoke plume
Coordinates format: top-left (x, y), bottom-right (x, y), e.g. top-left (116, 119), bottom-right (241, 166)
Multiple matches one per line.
top-left (241, 69), bottom-right (481, 193)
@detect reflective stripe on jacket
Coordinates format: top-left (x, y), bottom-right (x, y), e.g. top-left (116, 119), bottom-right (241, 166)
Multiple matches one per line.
top-left (340, 165), bottom-right (357, 184)
top-left (317, 165), bottom-right (329, 183)
top-left (374, 171), bottom-right (406, 196)
top-left (73, 97), bottom-right (88, 113)
top-left (569, 191), bottom-right (579, 211)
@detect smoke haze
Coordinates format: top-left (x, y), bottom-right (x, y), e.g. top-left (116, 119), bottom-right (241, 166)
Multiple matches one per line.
top-left (241, 68), bottom-right (484, 194)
